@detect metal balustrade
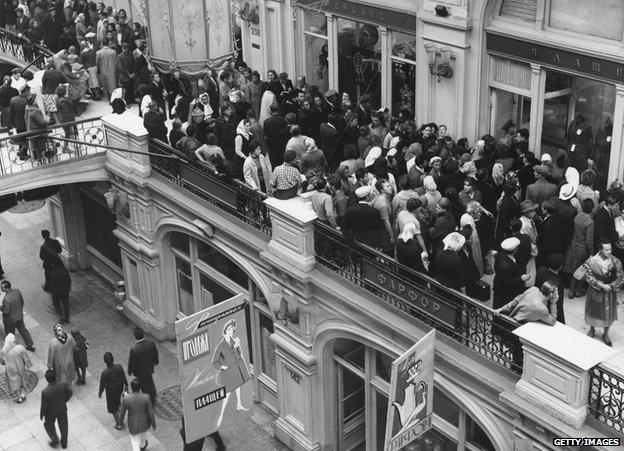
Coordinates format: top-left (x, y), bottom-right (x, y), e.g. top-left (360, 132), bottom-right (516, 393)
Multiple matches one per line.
top-left (148, 138), bottom-right (272, 235)
top-left (588, 365), bottom-right (624, 435)
top-left (0, 118), bottom-right (105, 175)
top-left (314, 220), bottom-right (525, 374)
top-left (0, 27), bottom-right (53, 69)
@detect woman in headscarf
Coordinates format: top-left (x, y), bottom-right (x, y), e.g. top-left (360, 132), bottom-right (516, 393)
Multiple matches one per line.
top-left (434, 232), bottom-right (466, 292)
top-left (422, 175), bottom-right (442, 216)
top-left (395, 222), bottom-right (427, 273)
top-left (428, 156), bottom-right (442, 182)
top-left (259, 88), bottom-right (276, 126)
top-left (461, 201), bottom-right (484, 275)
top-left (364, 146), bottom-right (382, 172)
top-left (47, 323), bottom-right (77, 386)
top-left (1, 333), bottom-right (32, 403)
top-left (234, 118), bottom-right (253, 169)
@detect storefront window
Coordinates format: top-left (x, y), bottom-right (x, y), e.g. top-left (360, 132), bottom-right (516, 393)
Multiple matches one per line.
top-left (337, 18), bottom-right (381, 108)
top-left (391, 32), bottom-right (416, 61)
top-left (171, 231), bottom-right (189, 254)
top-left (175, 257), bottom-right (193, 315)
top-left (81, 192), bottom-right (122, 267)
top-left (259, 312), bottom-right (276, 379)
top-left (199, 273), bottom-right (236, 306)
top-left (197, 240), bottom-right (248, 288)
top-left (304, 34), bottom-right (329, 94)
top-left (549, 0), bottom-right (624, 41)
top-left (304, 9), bottom-right (326, 35)
top-left (375, 350), bottom-right (393, 382)
top-left (541, 70), bottom-right (615, 191)
top-left (466, 416), bottom-right (495, 451)
top-left (391, 61), bottom-right (416, 114)
top-left (433, 387), bottom-right (459, 427)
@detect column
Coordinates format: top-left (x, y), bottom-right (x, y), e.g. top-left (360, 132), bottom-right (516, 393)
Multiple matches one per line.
top-left (379, 26), bottom-right (391, 109)
top-left (510, 322), bottom-right (615, 428)
top-left (326, 14), bottom-right (338, 91)
top-left (528, 63), bottom-right (545, 157)
top-left (608, 84), bottom-right (624, 184)
top-left (49, 185), bottom-right (89, 269)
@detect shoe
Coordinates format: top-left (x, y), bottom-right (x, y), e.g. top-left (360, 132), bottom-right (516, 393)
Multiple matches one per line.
top-left (48, 439), bottom-right (59, 448)
top-left (140, 439), bottom-right (148, 450)
top-left (587, 329), bottom-right (595, 338)
top-left (604, 335), bottom-right (613, 347)
top-left (114, 424), bottom-right (122, 430)
top-left (26, 346), bottom-right (35, 352)
top-left (14, 397), bottom-right (24, 403)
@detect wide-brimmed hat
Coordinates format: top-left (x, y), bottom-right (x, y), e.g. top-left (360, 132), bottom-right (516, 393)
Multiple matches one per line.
top-left (520, 200), bottom-right (538, 213)
top-left (559, 183), bottom-right (577, 201)
top-left (355, 185), bottom-right (371, 198)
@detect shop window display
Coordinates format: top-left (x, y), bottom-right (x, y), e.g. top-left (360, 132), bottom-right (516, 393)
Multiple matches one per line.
top-left (337, 18), bottom-right (382, 108)
top-left (390, 32), bottom-right (416, 114)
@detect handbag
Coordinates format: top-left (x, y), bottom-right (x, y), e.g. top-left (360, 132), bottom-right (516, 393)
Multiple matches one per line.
top-left (573, 264), bottom-right (586, 281)
top-left (467, 280), bottom-right (491, 302)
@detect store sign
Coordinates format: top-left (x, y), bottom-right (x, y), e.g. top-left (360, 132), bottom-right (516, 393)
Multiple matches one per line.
top-left (487, 33), bottom-right (624, 84)
top-left (384, 331), bottom-right (435, 451)
top-left (175, 294), bottom-right (253, 443)
top-left (292, 0), bottom-right (417, 33)
top-left (362, 261), bottom-right (459, 327)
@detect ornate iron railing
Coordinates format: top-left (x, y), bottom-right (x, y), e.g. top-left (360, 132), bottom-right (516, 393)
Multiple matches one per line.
top-left (314, 221), bottom-right (524, 374)
top-left (0, 27), bottom-right (53, 69)
top-left (588, 365), bottom-right (624, 435)
top-left (148, 139), bottom-right (271, 235)
top-left (0, 118), bottom-right (104, 175)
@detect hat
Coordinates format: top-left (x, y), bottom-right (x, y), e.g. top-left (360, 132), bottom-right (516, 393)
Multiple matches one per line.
top-left (520, 200), bottom-right (538, 213)
top-left (443, 232), bottom-right (466, 252)
top-left (324, 89), bottom-right (337, 98)
top-left (546, 253), bottom-right (565, 270)
top-left (85, 32), bottom-right (96, 39)
top-left (534, 164), bottom-right (550, 176)
top-left (540, 153), bottom-right (552, 163)
top-left (559, 183), bottom-right (577, 201)
top-left (355, 186), bottom-right (371, 199)
top-left (283, 149), bottom-right (297, 163)
top-left (501, 119), bottom-right (516, 132)
top-left (429, 156), bottom-right (442, 168)
top-left (501, 237), bottom-right (521, 252)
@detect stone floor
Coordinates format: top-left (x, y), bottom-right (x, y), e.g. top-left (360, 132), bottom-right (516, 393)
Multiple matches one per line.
top-left (0, 203), bottom-right (287, 450)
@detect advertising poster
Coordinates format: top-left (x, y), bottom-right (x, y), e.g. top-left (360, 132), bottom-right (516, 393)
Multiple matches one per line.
top-left (384, 330), bottom-right (435, 451)
top-left (175, 294), bottom-right (253, 443)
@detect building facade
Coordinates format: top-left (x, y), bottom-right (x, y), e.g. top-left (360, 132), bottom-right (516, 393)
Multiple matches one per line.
top-left (241, 0), bottom-right (624, 189)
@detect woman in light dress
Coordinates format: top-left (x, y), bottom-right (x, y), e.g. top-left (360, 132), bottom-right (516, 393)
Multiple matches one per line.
top-left (1, 333), bottom-right (32, 403)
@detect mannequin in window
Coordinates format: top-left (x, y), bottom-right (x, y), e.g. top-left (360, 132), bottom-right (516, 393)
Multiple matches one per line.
top-left (593, 117), bottom-right (613, 195)
top-left (566, 113), bottom-right (593, 172)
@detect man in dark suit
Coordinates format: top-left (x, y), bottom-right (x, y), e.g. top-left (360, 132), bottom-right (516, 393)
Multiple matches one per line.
top-left (119, 379), bottom-right (156, 451)
top-left (356, 94), bottom-right (372, 126)
top-left (319, 113), bottom-right (340, 171)
top-left (552, 184), bottom-right (578, 252)
top-left (146, 72), bottom-right (167, 116)
top-left (428, 198), bottom-right (456, 267)
top-left (342, 186), bottom-right (384, 250)
top-left (8, 84), bottom-right (29, 158)
top-left (128, 327), bottom-right (159, 404)
top-left (525, 164), bottom-right (557, 205)
top-left (263, 104), bottom-right (288, 168)
top-left (116, 41), bottom-right (136, 105)
top-left (537, 200), bottom-right (566, 268)
top-left (594, 193), bottom-right (618, 251)
top-left (40, 229), bottom-right (63, 292)
top-left (48, 265), bottom-right (71, 324)
top-left (1, 280), bottom-right (35, 351)
top-left (40, 369), bottom-right (72, 449)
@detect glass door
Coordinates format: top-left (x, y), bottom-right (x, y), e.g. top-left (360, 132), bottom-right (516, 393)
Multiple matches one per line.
top-left (336, 362), bottom-right (366, 451)
top-left (175, 256), bottom-right (193, 316)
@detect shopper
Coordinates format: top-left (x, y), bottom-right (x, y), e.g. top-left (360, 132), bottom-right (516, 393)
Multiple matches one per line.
top-left (99, 352), bottom-right (128, 430)
top-left (119, 378), bottom-right (156, 451)
top-left (0, 333), bottom-right (32, 403)
top-left (1, 279), bottom-right (35, 351)
top-left (47, 323), bottom-right (77, 386)
top-left (128, 327), bottom-right (159, 404)
top-left (40, 369), bottom-right (72, 449)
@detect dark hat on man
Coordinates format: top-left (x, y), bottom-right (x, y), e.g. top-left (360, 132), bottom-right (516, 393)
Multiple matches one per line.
top-left (283, 149), bottom-right (297, 163)
top-left (546, 253), bottom-right (565, 270)
top-left (502, 119), bottom-right (516, 132)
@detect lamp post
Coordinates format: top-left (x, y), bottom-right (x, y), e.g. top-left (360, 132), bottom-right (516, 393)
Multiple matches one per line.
top-left (425, 43), bottom-right (453, 82)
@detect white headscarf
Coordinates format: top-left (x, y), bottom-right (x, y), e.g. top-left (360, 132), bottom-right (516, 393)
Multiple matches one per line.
top-left (443, 232), bottom-right (466, 252)
top-left (399, 222), bottom-right (417, 243)
top-left (2, 333), bottom-right (16, 354)
top-left (365, 146), bottom-right (382, 168)
top-left (423, 175), bottom-right (437, 191)
top-left (565, 167), bottom-right (580, 188)
top-left (236, 119), bottom-right (251, 139)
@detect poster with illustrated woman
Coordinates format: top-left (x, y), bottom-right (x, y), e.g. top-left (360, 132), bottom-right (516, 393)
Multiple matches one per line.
top-left (175, 295), bottom-right (253, 443)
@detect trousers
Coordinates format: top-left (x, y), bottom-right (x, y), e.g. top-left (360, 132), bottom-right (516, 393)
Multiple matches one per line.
top-left (3, 317), bottom-right (34, 348)
top-left (52, 291), bottom-right (70, 321)
top-left (138, 375), bottom-right (156, 404)
top-left (44, 411), bottom-right (68, 447)
top-left (129, 431), bottom-right (146, 451)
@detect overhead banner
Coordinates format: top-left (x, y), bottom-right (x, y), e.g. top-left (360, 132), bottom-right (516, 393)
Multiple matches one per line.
top-left (175, 294), bottom-right (253, 443)
top-left (384, 330), bottom-right (435, 451)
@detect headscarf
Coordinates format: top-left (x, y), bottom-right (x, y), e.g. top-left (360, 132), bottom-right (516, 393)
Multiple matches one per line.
top-left (54, 323), bottom-right (67, 344)
top-left (492, 163), bottom-right (504, 183)
top-left (398, 222), bottom-right (417, 243)
top-left (2, 333), bottom-right (16, 354)
top-left (443, 232), bottom-right (466, 252)
top-left (565, 167), bottom-right (580, 188)
top-left (364, 146), bottom-right (382, 168)
top-left (236, 119), bottom-right (251, 140)
top-left (423, 175), bottom-right (437, 191)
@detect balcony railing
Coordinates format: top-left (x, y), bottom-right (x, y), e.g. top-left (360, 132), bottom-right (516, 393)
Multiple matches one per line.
top-left (588, 364), bottom-right (624, 435)
top-left (0, 118), bottom-right (105, 175)
top-left (0, 27), bottom-right (53, 69)
top-left (148, 139), bottom-right (272, 235)
top-left (314, 221), bottom-right (524, 374)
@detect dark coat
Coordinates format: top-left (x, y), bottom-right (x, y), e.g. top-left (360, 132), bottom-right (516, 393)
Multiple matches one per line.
top-left (513, 232), bottom-right (533, 273)
top-left (319, 123), bottom-right (340, 165)
top-left (342, 203), bottom-right (384, 249)
top-left (525, 179), bottom-right (558, 205)
top-left (263, 114), bottom-right (288, 167)
top-left (493, 252), bottom-right (525, 309)
top-left (537, 214), bottom-right (566, 263)
top-left (143, 111), bottom-right (168, 144)
top-left (0, 85), bottom-right (18, 108)
top-left (128, 339), bottom-right (159, 378)
top-left (434, 249), bottom-right (465, 290)
top-left (494, 195), bottom-right (520, 245)
top-left (48, 265), bottom-right (71, 295)
top-left (99, 363), bottom-right (127, 413)
top-left (119, 392), bottom-right (155, 434)
top-left (429, 211), bottom-right (456, 255)
top-left (40, 381), bottom-right (72, 419)
top-left (214, 115), bottom-right (238, 161)
top-left (552, 198), bottom-right (577, 249)
top-left (8, 93), bottom-right (28, 131)
top-left (1, 289), bottom-right (25, 323)
top-left (40, 238), bottom-right (62, 269)
top-left (594, 206), bottom-right (618, 251)
top-left (116, 51), bottom-right (136, 83)
top-left (56, 97), bottom-right (75, 124)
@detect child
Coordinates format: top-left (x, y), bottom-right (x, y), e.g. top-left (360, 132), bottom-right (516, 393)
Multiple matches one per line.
top-left (71, 329), bottom-right (89, 385)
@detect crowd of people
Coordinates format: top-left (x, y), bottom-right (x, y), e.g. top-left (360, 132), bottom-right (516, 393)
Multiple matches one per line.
top-left (130, 55), bottom-right (624, 347)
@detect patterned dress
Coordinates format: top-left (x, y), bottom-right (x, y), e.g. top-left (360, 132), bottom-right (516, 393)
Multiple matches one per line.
top-left (583, 253), bottom-right (624, 328)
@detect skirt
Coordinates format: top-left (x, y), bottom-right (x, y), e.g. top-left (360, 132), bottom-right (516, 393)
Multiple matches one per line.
top-left (42, 94), bottom-right (57, 113)
top-left (585, 287), bottom-right (618, 328)
top-left (105, 385), bottom-right (123, 414)
top-left (563, 241), bottom-right (589, 274)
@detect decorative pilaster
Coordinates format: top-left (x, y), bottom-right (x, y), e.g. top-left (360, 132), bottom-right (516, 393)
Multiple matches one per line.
top-left (103, 113), bottom-right (151, 179)
top-left (512, 322), bottom-right (615, 428)
top-left (326, 14), bottom-right (338, 91)
top-left (528, 63), bottom-right (545, 156)
top-left (608, 84), bottom-right (624, 184)
top-left (49, 185), bottom-right (89, 269)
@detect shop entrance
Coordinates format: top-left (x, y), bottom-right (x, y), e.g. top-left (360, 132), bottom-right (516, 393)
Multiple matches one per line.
top-left (330, 338), bottom-right (496, 450)
top-left (489, 88), bottom-right (531, 141)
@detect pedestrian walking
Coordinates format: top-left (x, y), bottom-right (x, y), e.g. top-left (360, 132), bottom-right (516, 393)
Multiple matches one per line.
top-left (119, 378), bottom-right (156, 451)
top-left (99, 352), bottom-right (128, 430)
top-left (1, 280), bottom-right (35, 351)
top-left (40, 369), bottom-right (72, 449)
top-left (127, 327), bottom-right (159, 404)
top-left (47, 323), bottom-right (77, 386)
top-left (0, 333), bottom-right (32, 403)
top-left (48, 264), bottom-right (71, 323)
top-left (70, 329), bottom-right (88, 385)
top-left (180, 417), bottom-right (226, 451)
top-left (39, 230), bottom-right (62, 292)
